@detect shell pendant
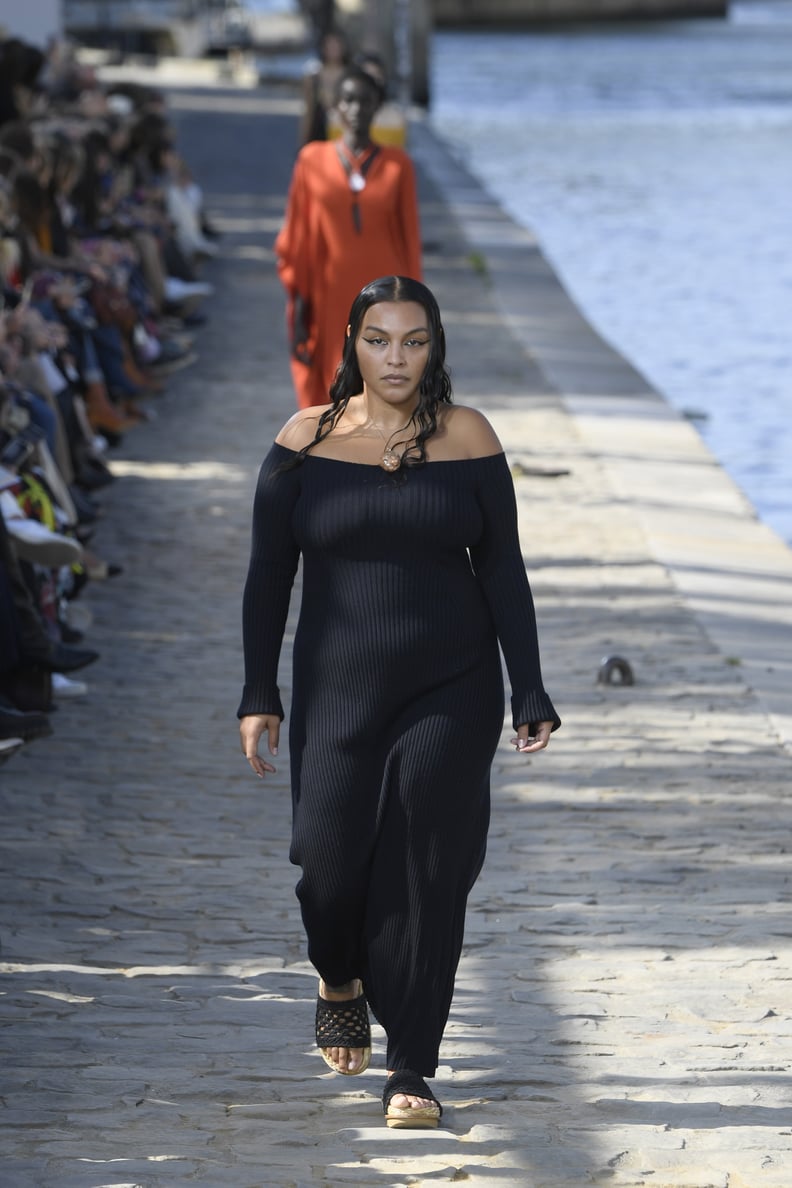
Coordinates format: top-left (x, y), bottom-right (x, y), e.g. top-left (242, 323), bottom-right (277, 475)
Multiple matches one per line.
top-left (380, 449), bottom-right (401, 472)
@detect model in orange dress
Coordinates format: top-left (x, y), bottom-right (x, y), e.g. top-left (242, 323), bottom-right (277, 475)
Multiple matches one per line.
top-left (275, 67), bottom-right (422, 408)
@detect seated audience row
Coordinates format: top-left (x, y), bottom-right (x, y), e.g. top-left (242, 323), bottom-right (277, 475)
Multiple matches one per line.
top-left (0, 34), bottom-right (217, 762)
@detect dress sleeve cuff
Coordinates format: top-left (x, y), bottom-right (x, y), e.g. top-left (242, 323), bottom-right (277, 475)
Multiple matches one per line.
top-left (237, 686), bottom-right (285, 721)
top-left (511, 689), bottom-right (561, 734)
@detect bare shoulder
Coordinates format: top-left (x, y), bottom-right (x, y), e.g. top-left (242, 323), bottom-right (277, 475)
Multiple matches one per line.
top-left (275, 405), bottom-right (333, 451)
top-left (440, 405), bottom-right (503, 459)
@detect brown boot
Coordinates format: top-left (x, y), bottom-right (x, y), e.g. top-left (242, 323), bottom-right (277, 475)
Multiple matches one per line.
top-left (122, 345), bottom-right (165, 393)
top-left (83, 382), bottom-right (140, 436)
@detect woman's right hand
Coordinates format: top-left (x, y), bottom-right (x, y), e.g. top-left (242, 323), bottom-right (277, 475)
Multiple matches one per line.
top-left (290, 294), bottom-right (312, 364)
top-left (239, 714), bottom-right (281, 778)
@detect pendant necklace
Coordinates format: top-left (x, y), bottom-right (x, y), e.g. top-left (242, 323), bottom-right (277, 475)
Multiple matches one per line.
top-left (336, 142), bottom-right (381, 234)
top-left (370, 420), bottom-right (411, 472)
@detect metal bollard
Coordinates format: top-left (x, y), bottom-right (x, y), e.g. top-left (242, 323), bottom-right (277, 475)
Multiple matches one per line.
top-left (597, 655), bottom-right (635, 686)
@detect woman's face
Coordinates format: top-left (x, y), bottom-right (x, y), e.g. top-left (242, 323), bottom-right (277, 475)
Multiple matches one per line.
top-left (354, 301), bottom-right (431, 408)
top-left (322, 33), bottom-right (346, 66)
top-left (336, 77), bottom-right (379, 138)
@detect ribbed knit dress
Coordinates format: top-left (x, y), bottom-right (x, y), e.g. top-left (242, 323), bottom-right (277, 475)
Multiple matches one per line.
top-left (239, 442), bottom-right (560, 1076)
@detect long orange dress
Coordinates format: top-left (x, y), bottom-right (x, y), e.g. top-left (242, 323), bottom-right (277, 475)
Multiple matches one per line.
top-left (275, 140), bottom-right (422, 408)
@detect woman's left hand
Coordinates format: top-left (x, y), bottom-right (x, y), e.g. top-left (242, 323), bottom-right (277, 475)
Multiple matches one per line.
top-left (511, 721), bottom-right (554, 753)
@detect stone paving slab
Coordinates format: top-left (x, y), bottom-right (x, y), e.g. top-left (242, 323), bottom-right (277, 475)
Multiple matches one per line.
top-left (1, 81), bottom-right (791, 1188)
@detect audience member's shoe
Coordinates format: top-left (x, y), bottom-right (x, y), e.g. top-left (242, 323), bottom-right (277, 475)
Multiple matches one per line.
top-left (123, 354), bottom-right (165, 393)
top-left (120, 399), bottom-right (155, 423)
top-left (0, 737), bottom-right (25, 763)
top-left (200, 216), bottom-right (222, 240)
top-left (61, 603), bottom-right (93, 633)
top-left (163, 294), bottom-right (210, 319)
top-left (182, 309), bottom-right (208, 327)
top-left (162, 332), bottom-right (195, 354)
top-left (161, 313), bottom-right (206, 331)
top-left (52, 673), bottom-right (88, 698)
top-left (58, 620), bottom-right (85, 644)
top-left (75, 458), bottom-right (115, 491)
top-left (5, 521), bottom-right (82, 568)
top-left (158, 316), bottom-right (188, 334)
top-left (0, 698), bottom-right (53, 742)
top-left (150, 350), bottom-right (198, 377)
top-left (34, 643), bottom-right (99, 674)
top-left (83, 381), bottom-right (140, 440)
top-left (108, 386), bottom-right (147, 408)
top-left (0, 495), bottom-right (84, 566)
top-left (194, 237), bottom-right (219, 258)
top-left (85, 556), bottom-right (123, 580)
top-left (163, 277), bottom-right (213, 303)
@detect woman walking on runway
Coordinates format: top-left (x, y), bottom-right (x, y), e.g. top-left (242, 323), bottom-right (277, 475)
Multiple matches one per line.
top-left (239, 275), bottom-right (559, 1127)
top-left (275, 66), bottom-right (422, 409)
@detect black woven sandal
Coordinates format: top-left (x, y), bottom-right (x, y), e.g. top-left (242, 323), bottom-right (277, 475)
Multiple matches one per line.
top-left (315, 980), bottom-right (371, 1075)
top-left (383, 1070), bottom-right (442, 1129)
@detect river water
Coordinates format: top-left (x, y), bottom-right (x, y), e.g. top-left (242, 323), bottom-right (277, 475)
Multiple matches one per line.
top-left (428, 2), bottom-right (792, 544)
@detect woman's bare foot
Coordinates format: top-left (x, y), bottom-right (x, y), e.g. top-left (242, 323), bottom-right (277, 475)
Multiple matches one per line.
top-left (386, 1069), bottom-right (436, 1111)
top-left (382, 1070), bottom-right (442, 1128)
top-left (318, 979), bottom-right (369, 1073)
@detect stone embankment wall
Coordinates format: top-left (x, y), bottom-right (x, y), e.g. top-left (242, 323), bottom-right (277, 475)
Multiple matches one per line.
top-left (433, 0), bottom-right (726, 22)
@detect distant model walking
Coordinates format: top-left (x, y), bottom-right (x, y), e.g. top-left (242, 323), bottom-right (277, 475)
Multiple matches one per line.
top-left (275, 66), bottom-right (422, 409)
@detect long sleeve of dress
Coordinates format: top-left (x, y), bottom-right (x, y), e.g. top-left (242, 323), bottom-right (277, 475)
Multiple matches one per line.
top-left (237, 446), bottom-right (302, 719)
top-left (274, 151), bottom-right (311, 299)
top-left (469, 453), bottom-right (561, 733)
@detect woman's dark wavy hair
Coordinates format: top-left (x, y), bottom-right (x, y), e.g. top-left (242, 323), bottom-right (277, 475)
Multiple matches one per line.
top-left (289, 275), bottom-right (453, 469)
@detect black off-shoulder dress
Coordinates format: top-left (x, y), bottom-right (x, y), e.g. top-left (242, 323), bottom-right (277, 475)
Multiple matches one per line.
top-left (239, 442), bottom-right (559, 1076)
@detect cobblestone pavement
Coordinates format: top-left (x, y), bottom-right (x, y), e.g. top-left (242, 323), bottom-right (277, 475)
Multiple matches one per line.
top-left (1, 85), bottom-right (791, 1188)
